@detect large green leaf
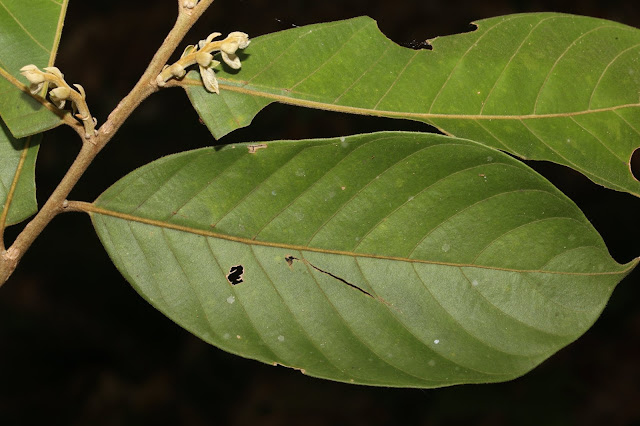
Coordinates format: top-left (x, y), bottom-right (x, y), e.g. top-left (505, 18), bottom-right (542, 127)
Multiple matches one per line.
top-left (88, 132), bottom-right (636, 388)
top-left (0, 0), bottom-right (69, 137)
top-left (0, 121), bottom-right (38, 227)
top-left (182, 13), bottom-right (640, 197)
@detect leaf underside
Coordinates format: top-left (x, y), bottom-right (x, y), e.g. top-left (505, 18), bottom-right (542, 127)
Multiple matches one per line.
top-left (90, 132), bottom-right (635, 388)
top-left (0, 121), bottom-right (38, 226)
top-left (0, 0), bottom-right (68, 227)
top-left (0, 0), bottom-right (68, 137)
top-left (183, 13), bottom-right (640, 197)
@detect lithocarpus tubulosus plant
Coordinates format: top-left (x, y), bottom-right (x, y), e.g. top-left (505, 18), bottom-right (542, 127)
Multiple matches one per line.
top-left (1, 0), bottom-right (639, 389)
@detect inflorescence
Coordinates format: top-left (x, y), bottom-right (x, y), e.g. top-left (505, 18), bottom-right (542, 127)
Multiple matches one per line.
top-left (156, 31), bottom-right (250, 94)
top-left (20, 65), bottom-right (97, 138)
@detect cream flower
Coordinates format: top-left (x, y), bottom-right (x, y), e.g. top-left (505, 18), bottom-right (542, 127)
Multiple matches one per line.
top-left (49, 86), bottom-right (71, 109)
top-left (196, 33), bottom-right (223, 93)
top-left (20, 65), bottom-right (47, 94)
top-left (219, 32), bottom-right (250, 69)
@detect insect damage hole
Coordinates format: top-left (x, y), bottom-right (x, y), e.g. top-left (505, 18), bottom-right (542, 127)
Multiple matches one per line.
top-left (285, 255), bottom-right (296, 268)
top-left (226, 265), bottom-right (244, 285)
top-left (631, 147), bottom-right (640, 182)
top-left (248, 143), bottom-right (267, 154)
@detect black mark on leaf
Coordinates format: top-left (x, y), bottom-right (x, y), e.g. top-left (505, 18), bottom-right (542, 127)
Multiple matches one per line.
top-left (631, 146), bottom-right (640, 181)
top-left (248, 143), bottom-right (267, 154)
top-left (401, 39), bottom-right (432, 50)
top-left (226, 265), bottom-right (244, 285)
top-left (285, 256), bottom-right (376, 299)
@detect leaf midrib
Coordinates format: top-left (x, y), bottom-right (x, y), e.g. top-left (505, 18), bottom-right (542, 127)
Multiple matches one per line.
top-left (180, 77), bottom-right (640, 121)
top-left (79, 202), bottom-right (635, 276)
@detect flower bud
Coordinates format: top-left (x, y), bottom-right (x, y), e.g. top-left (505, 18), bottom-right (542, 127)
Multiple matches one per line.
top-left (196, 51), bottom-right (213, 67)
top-left (169, 63), bottom-right (186, 78)
top-left (49, 86), bottom-right (71, 109)
top-left (220, 32), bottom-right (250, 55)
top-left (20, 65), bottom-right (45, 85)
top-left (50, 86), bottom-right (71, 100)
top-left (229, 32), bottom-right (251, 50)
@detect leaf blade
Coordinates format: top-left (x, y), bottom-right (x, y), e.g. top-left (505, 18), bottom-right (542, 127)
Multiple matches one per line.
top-left (182, 13), bottom-right (640, 196)
top-left (89, 132), bottom-right (636, 387)
top-left (0, 121), bottom-right (39, 227)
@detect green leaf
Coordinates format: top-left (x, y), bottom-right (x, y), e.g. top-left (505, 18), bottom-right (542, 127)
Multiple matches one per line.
top-left (0, 0), bottom-right (69, 137)
top-left (88, 132), bottom-right (636, 388)
top-left (182, 13), bottom-right (640, 197)
top-left (0, 121), bottom-right (39, 227)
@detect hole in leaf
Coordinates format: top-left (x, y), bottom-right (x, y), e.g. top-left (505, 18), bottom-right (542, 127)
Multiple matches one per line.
top-left (400, 39), bottom-right (433, 50)
top-left (631, 147), bottom-right (640, 181)
top-left (226, 265), bottom-right (244, 285)
top-left (285, 255), bottom-right (295, 267)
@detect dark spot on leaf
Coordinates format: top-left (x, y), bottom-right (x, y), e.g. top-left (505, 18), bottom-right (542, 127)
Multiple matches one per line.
top-left (285, 255), bottom-right (377, 299)
top-left (248, 143), bottom-right (268, 153)
top-left (226, 265), bottom-right (244, 285)
top-left (631, 147), bottom-right (640, 181)
top-left (400, 39), bottom-right (432, 50)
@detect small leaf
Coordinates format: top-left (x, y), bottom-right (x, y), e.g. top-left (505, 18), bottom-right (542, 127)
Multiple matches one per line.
top-left (89, 132), bottom-right (636, 388)
top-left (181, 13), bottom-right (640, 197)
top-left (0, 0), bottom-right (69, 137)
top-left (0, 122), bottom-right (39, 227)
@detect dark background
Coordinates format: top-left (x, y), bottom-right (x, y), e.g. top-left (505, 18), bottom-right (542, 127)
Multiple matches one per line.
top-left (2, 1), bottom-right (640, 425)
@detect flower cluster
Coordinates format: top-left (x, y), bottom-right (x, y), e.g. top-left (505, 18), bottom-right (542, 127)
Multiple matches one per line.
top-left (156, 31), bottom-right (250, 94)
top-left (20, 65), bottom-right (97, 138)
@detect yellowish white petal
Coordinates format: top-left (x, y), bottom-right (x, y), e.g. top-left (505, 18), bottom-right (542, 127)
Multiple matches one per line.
top-left (49, 86), bottom-right (70, 109)
top-left (221, 32), bottom-right (250, 53)
top-left (20, 65), bottom-right (45, 85)
top-left (221, 51), bottom-right (242, 69)
top-left (199, 32), bottom-right (221, 49)
top-left (50, 86), bottom-right (71, 100)
top-left (73, 84), bottom-right (86, 99)
top-left (196, 51), bottom-right (213, 67)
top-left (200, 66), bottom-right (219, 94)
top-left (181, 44), bottom-right (197, 58)
top-left (43, 66), bottom-right (64, 79)
top-left (28, 82), bottom-right (44, 95)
